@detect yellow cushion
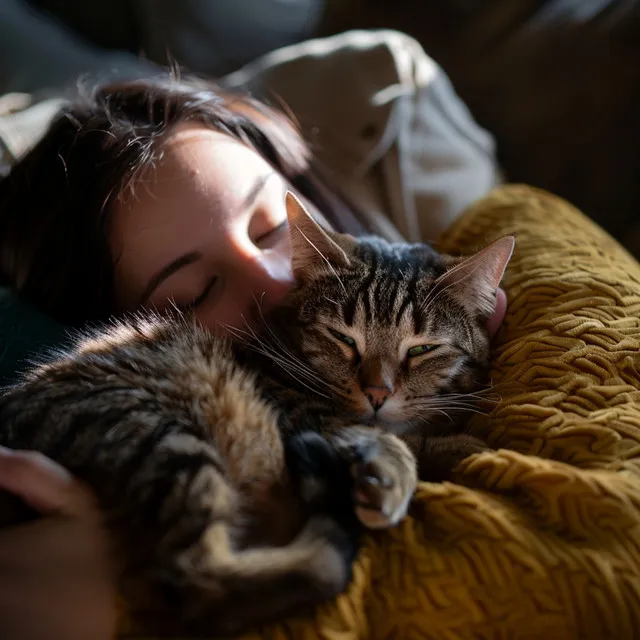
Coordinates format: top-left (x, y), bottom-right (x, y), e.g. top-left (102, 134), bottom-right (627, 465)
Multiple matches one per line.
top-left (122, 185), bottom-right (640, 638)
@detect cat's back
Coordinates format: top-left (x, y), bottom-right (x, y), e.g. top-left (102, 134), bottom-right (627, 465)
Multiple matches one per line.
top-left (9, 315), bottom-right (235, 400)
top-left (0, 315), bottom-right (276, 453)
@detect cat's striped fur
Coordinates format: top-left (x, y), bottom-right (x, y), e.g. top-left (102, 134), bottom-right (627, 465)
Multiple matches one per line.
top-left (0, 193), bottom-right (513, 636)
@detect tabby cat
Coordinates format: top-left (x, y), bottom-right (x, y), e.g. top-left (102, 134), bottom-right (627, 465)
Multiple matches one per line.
top-left (0, 193), bottom-right (513, 636)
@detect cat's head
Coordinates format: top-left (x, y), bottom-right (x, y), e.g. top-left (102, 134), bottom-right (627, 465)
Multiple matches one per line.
top-left (268, 193), bottom-right (514, 431)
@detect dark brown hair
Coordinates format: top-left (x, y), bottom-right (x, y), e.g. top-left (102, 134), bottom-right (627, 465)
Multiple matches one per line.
top-left (0, 76), bottom-right (350, 325)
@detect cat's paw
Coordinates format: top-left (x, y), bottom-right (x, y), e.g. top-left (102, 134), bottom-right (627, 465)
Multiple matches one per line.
top-left (350, 435), bottom-right (417, 530)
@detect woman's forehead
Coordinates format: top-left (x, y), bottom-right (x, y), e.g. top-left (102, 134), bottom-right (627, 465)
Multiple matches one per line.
top-left (153, 124), bottom-right (273, 187)
top-left (111, 125), bottom-right (274, 237)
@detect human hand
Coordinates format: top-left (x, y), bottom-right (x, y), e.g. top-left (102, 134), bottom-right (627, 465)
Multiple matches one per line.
top-left (0, 447), bottom-right (117, 640)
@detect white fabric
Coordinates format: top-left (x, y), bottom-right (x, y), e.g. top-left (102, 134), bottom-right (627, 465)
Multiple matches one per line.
top-left (223, 30), bottom-right (502, 242)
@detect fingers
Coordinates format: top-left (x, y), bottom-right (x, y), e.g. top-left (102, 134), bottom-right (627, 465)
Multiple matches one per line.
top-left (0, 447), bottom-right (95, 517)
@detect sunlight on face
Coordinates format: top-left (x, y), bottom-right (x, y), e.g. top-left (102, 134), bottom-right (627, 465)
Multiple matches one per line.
top-left (110, 125), bottom-right (296, 333)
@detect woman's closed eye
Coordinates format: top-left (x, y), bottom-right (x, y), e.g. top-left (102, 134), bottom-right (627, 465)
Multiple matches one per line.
top-left (175, 275), bottom-right (218, 312)
top-left (253, 219), bottom-right (288, 247)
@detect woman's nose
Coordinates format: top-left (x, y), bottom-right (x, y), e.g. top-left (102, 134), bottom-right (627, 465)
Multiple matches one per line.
top-left (242, 250), bottom-right (295, 313)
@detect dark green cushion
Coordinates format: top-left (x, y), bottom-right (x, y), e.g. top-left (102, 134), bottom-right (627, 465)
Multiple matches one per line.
top-left (0, 288), bottom-right (69, 385)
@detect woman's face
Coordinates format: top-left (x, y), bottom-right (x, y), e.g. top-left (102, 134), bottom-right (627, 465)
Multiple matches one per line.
top-left (110, 125), bottom-right (296, 333)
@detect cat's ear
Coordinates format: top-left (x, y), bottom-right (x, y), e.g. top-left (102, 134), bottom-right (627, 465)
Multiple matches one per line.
top-left (285, 191), bottom-right (350, 280)
top-left (438, 236), bottom-right (515, 317)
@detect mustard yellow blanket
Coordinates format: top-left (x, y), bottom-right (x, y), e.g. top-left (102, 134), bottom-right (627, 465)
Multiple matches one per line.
top-left (124, 185), bottom-right (640, 639)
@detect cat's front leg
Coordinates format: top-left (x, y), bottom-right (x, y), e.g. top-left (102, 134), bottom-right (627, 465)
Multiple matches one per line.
top-left (325, 427), bottom-right (418, 530)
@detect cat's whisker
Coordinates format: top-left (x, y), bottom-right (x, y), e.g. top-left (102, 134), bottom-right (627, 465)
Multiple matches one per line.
top-left (224, 319), bottom-right (322, 387)
top-left (228, 312), bottom-right (334, 399)
top-left (243, 343), bottom-right (332, 399)
top-left (412, 404), bottom-right (485, 413)
top-left (445, 388), bottom-right (502, 399)
top-left (412, 397), bottom-right (488, 408)
top-left (409, 395), bottom-right (489, 408)
top-left (411, 402), bottom-right (491, 417)
top-left (412, 414), bottom-right (434, 428)
top-left (430, 391), bottom-right (502, 404)
top-left (409, 408), bottom-right (454, 424)
top-left (248, 302), bottom-right (337, 394)
top-left (412, 387), bottom-right (502, 402)
top-left (229, 316), bottom-right (333, 399)
top-left (247, 333), bottom-right (333, 395)
top-left (426, 409), bottom-right (456, 424)
top-left (438, 393), bottom-right (497, 402)
top-left (251, 347), bottom-right (331, 397)
top-left (222, 324), bottom-right (253, 344)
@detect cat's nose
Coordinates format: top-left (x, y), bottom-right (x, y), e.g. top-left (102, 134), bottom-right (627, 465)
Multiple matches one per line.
top-left (365, 385), bottom-right (393, 411)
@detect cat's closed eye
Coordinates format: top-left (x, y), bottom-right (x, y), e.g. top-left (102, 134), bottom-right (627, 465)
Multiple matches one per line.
top-left (328, 328), bottom-right (357, 349)
top-left (327, 328), bottom-right (361, 364)
top-left (407, 344), bottom-right (439, 358)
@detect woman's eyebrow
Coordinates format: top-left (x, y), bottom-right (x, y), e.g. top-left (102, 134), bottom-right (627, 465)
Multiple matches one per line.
top-left (138, 251), bottom-right (202, 306)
